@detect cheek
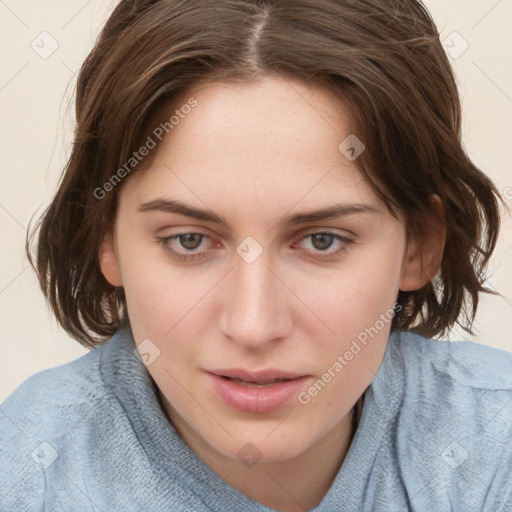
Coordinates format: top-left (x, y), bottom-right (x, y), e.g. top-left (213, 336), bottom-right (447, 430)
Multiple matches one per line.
top-left (303, 256), bottom-right (402, 337)
top-left (118, 243), bottom-right (197, 337)
top-left (294, 250), bottom-right (401, 392)
top-left (309, 280), bottom-right (394, 377)
top-left (301, 271), bottom-right (395, 407)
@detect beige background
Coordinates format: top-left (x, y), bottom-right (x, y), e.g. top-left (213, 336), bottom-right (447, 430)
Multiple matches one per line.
top-left (1, 0), bottom-right (511, 401)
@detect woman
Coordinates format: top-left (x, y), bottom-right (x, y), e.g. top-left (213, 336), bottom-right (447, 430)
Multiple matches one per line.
top-left (1, 1), bottom-right (511, 510)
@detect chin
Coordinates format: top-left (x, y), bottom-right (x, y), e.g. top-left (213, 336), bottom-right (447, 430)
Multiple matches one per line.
top-left (219, 431), bottom-right (311, 465)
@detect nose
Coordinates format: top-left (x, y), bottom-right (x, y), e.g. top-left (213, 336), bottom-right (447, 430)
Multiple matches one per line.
top-left (218, 252), bottom-right (293, 351)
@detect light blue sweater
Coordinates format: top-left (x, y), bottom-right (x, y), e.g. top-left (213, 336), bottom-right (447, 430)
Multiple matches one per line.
top-left (1, 327), bottom-right (511, 511)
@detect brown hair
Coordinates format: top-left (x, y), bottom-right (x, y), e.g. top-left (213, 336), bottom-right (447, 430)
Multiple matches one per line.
top-left (27, 0), bottom-right (502, 348)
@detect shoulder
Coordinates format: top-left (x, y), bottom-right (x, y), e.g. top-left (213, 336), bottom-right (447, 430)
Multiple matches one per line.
top-left (0, 338), bottom-right (113, 508)
top-left (394, 331), bottom-right (512, 436)
top-left (1, 337), bottom-right (111, 429)
top-left (397, 331), bottom-right (512, 391)
top-left (390, 332), bottom-right (512, 509)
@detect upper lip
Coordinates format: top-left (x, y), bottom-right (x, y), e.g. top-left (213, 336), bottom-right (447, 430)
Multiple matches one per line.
top-left (207, 368), bottom-right (307, 382)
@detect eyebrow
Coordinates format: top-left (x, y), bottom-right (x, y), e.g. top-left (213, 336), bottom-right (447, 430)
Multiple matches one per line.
top-left (138, 198), bottom-right (379, 229)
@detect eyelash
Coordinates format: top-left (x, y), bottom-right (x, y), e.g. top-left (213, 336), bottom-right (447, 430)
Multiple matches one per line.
top-left (156, 231), bottom-right (353, 262)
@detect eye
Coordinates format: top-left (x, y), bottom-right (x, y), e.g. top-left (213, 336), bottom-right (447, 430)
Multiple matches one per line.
top-left (156, 230), bottom-right (353, 263)
top-left (176, 233), bottom-right (204, 250)
top-left (156, 232), bottom-right (220, 261)
top-left (292, 231), bottom-right (353, 260)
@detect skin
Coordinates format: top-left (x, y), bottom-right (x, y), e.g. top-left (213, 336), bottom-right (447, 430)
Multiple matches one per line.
top-left (99, 76), bottom-right (444, 511)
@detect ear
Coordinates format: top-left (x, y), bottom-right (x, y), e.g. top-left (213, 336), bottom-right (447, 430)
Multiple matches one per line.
top-left (98, 233), bottom-right (123, 287)
top-left (400, 195), bottom-right (446, 291)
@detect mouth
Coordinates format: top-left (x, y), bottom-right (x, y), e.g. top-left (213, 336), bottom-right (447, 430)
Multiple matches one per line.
top-left (206, 368), bottom-right (311, 413)
top-left (208, 368), bottom-right (307, 381)
top-left (218, 376), bottom-right (292, 388)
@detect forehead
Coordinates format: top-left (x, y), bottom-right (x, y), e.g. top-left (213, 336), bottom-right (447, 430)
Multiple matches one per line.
top-left (119, 76), bottom-right (382, 218)
top-left (176, 76), bottom-right (353, 158)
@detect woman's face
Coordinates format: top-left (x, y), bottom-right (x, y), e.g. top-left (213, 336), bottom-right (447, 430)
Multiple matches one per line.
top-left (100, 76), bottom-right (421, 465)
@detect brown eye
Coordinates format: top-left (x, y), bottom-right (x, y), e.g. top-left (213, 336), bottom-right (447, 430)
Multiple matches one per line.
top-left (310, 233), bottom-right (334, 251)
top-left (179, 233), bottom-right (204, 250)
top-left (291, 231), bottom-right (353, 261)
top-left (157, 231), bottom-right (220, 262)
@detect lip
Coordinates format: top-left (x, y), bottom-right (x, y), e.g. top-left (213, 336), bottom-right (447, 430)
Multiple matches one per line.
top-left (208, 368), bottom-right (306, 382)
top-left (206, 368), bottom-right (312, 414)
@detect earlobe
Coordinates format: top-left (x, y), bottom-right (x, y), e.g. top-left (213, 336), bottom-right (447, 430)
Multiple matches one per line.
top-left (400, 195), bottom-right (446, 292)
top-left (98, 233), bottom-right (123, 287)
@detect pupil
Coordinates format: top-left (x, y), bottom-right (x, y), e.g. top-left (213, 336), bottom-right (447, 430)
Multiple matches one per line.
top-left (180, 234), bottom-right (202, 250)
top-left (312, 234), bottom-right (333, 251)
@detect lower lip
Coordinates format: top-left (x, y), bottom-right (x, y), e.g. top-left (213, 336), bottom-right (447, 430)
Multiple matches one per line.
top-left (207, 373), bottom-right (311, 413)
